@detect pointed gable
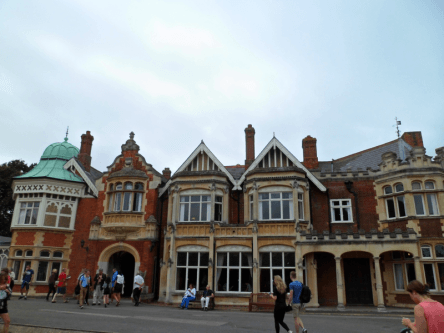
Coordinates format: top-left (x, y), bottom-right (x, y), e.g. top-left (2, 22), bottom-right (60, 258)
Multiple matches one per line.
top-left (236, 137), bottom-right (327, 192)
top-left (158, 141), bottom-right (237, 197)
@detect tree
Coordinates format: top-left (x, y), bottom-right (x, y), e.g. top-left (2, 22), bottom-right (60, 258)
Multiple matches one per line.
top-left (0, 160), bottom-right (36, 237)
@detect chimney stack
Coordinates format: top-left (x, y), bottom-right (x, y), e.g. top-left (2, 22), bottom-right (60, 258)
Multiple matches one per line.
top-left (78, 131), bottom-right (94, 172)
top-left (302, 135), bottom-right (319, 170)
top-left (245, 124), bottom-right (255, 169)
top-left (162, 167), bottom-right (171, 180)
top-left (401, 131), bottom-right (424, 148)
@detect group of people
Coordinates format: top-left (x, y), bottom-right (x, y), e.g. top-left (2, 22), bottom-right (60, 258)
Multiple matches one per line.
top-left (73, 268), bottom-right (144, 309)
top-left (179, 284), bottom-right (214, 311)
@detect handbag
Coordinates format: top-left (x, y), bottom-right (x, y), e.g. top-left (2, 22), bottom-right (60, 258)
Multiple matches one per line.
top-left (74, 284), bottom-right (80, 295)
top-left (285, 304), bottom-right (292, 312)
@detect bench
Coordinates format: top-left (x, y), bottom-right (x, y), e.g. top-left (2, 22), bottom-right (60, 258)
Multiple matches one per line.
top-left (187, 291), bottom-right (215, 310)
top-left (248, 293), bottom-right (274, 312)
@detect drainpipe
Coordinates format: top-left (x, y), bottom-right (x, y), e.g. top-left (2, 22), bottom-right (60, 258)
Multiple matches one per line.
top-left (154, 193), bottom-right (166, 300)
top-left (344, 181), bottom-right (360, 231)
top-left (326, 188), bottom-right (332, 233)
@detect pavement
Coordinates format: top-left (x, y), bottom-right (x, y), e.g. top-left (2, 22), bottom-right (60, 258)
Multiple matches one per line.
top-left (4, 297), bottom-right (413, 333)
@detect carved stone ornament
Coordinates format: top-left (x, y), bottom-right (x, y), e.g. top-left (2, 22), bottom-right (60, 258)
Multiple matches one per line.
top-left (208, 258), bottom-right (213, 268)
top-left (291, 180), bottom-right (299, 189)
top-left (224, 185), bottom-right (229, 194)
top-left (242, 185), bottom-right (247, 193)
top-left (159, 259), bottom-right (166, 268)
top-left (121, 131), bottom-right (140, 152)
top-left (252, 222), bottom-right (258, 234)
top-left (90, 216), bottom-right (101, 225)
top-left (209, 222), bottom-right (215, 234)
top-left (107, 167), bottom-right (148, 180)
top-left (297, 258), bottom-right (304, 269)
top-left (210, 182), bottom-right (217, 191)
top-left (305, 180), bottom-right (310, 190)
top-left (296, 222), bottom-right (301, 233)
top-left (253, 258), bottom-right (258, 268)
top-left (167, 257), bottom-right (173, 268)
top-left (145, 215), bottom-right (157, 224)
top-left (163, 227), bottom-right (168, 235)
top-left (168, 187), bottom-right (172, 196)
top-left (173, 184), bottom-right (180, 193)
top-left (168, 223), bottom-right (176, 233)
top-left (252, 181), bottom-right (259, 191)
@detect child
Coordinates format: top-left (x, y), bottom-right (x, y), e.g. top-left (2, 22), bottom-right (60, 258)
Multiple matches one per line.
top-left (0, 272), bottom-right (12, 333)
top-left (103, 276), bottom-right (111, 308)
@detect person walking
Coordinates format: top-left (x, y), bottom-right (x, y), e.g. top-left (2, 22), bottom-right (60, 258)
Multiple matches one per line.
top-left (46, 269), bottom-right (58, 301)
top-left (103, 276), bottom-right (111, 308)
top-left (18, 265), bottom-right (34, 300)
top-left (76, 268), bottom-right (86, 304)
top-left (132, 272), bottom-right (144, 306)
top-left (52, 268), bottom-right (69, 303)
top-left (180, 283), bottom-right (196, 309)
top-left (402, 280), bottom-right (444, 333)
top-left (270, 275), bottom-right (292, 333)
top-left (110, 268), bottom-right (118, 305)
top-left (112, 271), bottom-right (124, 306)
top-left (92, 269), bottom-right (106, 305)
top-left (288, 271), bottom-right (307, 333)
top-left (79, 270), bottom-right (91, 309)
top-left (0, 272), bottom-right (12, 333)
top-left (201, 285), bottom-right (214, 311)
top-left (8, 268), bottom-right (14, 291)
top-left (1, 269), bottom-right (11, 301)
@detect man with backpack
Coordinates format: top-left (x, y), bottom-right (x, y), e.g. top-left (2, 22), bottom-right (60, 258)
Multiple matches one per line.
top-left (288, 271), bottom-right (308, 333)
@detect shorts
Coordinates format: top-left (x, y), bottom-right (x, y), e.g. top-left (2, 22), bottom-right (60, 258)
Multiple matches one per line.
top-left (57, 287), bottom-right (66, 294)
top-left (0, 307), bottom-right (8, 314)
top-left (21, 282), bottom-right (30, 290)
top-left (292, 303), bottom-right (301, 318)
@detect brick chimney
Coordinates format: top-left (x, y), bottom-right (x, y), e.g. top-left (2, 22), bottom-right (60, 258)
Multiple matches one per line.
top-left (162, 167), bottom-right (171, 180)
top-left (244, 124), bottom-right (255, 169)
top-left (78, 131), bottom-right (94, 172)
top-left (302, 135), bottom-right (319, 169)
top-left (401, 131), bottom-right (424, 148)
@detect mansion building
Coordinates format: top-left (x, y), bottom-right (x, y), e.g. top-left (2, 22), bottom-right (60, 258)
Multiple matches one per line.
top-left (8, 125), bottom-right (444, 311)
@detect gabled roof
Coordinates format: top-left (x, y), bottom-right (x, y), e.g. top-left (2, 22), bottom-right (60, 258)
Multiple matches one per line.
top-left (64, 158), bottom-right (100, 197)
top-left (158, 141), bottom-right (237, 197)
top-left (318, 138), bottom-right (412, 173)
top-left (236, 137), bottom-right (327, 192)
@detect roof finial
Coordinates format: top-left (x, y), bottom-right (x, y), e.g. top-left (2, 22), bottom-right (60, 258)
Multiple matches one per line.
top-left (130, 131), bottom-right (135, 140)
top-left (273, 132), bottom-right (275, 138)
top-left (394, 117), bottom-right (401, 138)
top-left (64, 126), bottom-right (69, 142)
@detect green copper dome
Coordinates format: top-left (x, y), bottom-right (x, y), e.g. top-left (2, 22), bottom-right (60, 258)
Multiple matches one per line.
top-left (16, 138), bottom-right (83, 182)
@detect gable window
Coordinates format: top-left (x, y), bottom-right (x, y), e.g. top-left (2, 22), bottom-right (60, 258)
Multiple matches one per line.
top-left (18, 202), bottom-right (39, 225)
top-left (259, 192), bottom-right (293, 220)
top-left (331, 199), bottom-right (352, 223)
top-left (180, 195), bottom-right (211, 222)
top-left (108, 182), bottom-right (144, 212)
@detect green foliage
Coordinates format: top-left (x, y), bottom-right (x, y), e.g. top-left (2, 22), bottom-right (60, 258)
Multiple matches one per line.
top-left (0, 160), bottom-right (36, 237)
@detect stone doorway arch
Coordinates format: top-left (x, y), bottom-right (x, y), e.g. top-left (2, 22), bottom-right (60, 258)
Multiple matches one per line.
top-left (97, 243), bottom-right (141, 296)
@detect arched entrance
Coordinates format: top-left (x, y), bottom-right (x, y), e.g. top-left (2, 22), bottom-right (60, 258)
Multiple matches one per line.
top-left (342, 251), bottom-right (373, 305)
top-left (108, 251), bottom-right (135, 297)
top-left (97, 243), bottom-right (141, 298)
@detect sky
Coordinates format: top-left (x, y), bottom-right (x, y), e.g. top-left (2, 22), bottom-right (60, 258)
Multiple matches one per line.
top-left (1, 0), bottom-right (443, 174)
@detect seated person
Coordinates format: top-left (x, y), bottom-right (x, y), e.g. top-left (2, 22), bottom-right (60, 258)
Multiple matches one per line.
top-left (200, 285), bottom-right (214, 311)
top-left (180, 283), bottom-right (196, 309)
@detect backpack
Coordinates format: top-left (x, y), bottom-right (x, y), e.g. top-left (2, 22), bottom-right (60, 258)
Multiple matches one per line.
top-left (299, 285), bottom-right (311, 304)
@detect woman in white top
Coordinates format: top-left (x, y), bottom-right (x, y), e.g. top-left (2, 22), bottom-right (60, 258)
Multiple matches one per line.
top-left (180, 283), bottom-right (196, 309)
top-left (112, 271), bottom-right (124, 306)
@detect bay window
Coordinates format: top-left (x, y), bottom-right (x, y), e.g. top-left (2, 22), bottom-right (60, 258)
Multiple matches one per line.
top-left (180, 195), bottom-right (211, 222)
top-left (420, 244), bottom-right (444, 292)
top-left (18, 202), bottom-right (40, 225)
top-left (298, 193), bottom-right (304, 220)
top-left (214, 196), bottom-right (222, 222)
top-left (108, 182), bottom-right (144, 212)
top-left (216, 251), bottom-right (252, 292)
top-left (176, 251), bottom-right (208, 291)
top-left (259, 192), bottom-right (293, 220)
top-left (249, 195), bottom-right (254, 220)
top-left (411, 181), bottom-right (439, 217)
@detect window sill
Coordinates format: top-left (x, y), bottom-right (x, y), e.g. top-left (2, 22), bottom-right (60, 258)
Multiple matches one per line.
top-left (331, 221), bottom-right (354, 224)
top-left (380, 215), bottom-right (444, 223)
top-left (11, 226), bottom-right (74, 232)
top-left (214, 292), bottom-right (251, 297)
top-left (104, 211), bottom-right (144, 215)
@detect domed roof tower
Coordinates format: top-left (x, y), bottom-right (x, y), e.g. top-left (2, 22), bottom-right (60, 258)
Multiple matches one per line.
top-left (16, 137), bottom-right (83, 182)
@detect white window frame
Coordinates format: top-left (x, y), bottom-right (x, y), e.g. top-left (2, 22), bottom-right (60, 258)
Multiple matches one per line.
top-left (413, 194), bottom-right (426, 216)
top-left (426, 193), bottom-right (439, 216)
top-left (393, 263), bottom-right (405, 290)
top-left (53, 251), bottom-right (63, 258)
top-left (216, 251), bottom-right (252, 293)
top-left (435, 245), bottom-right (444, 259)
top-left (258, 192), bottom-right (294, 221)
top-left (36, 260), bottom-right (49, 282)
top-left (412, 181), bottom-right (422, 190)
top-left (25, 250), bottom-right (33, 257)
top-left (17, 202), bottom-right (40, 225)
top-left (179, 195), bottom-right (212, 222)
top-left (15, 250), bottom-right (23, 257)
top-left (175, 251), bottom-right (209, 292)
top-left (385, 197), bottom-right (397, 219)
top-left (298, 193), bottom-right (304, 220)
top-left (214, 196), bottom-right (223, 222)
top-left (40, 251), bottom-right (50, 258)
top-left (425, 181), bottom-right (435, 190)
top-left (421, 245), bottom-right (432, 259)
top-left (44, 201), bottom-right (73, 229)
top-left (423, 263), bottom-right (438, 291)
top-left (330, 199), bottom-right (353, 223)
top-left (405, 262), bottom-right (416, 284)
top-left (394, 183), bottom-right (404, 193)
top-left (249, 195), bottom-right (254, 221)
top-left (259, 251), bottom-right (295, 293)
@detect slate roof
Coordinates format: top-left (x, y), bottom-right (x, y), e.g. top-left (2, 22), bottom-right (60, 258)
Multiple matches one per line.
top-left (319, 138), bottom-right (412, 172)
top-left (0, 236), bottom-right (11, 245)
top-left (74, 157), bottom-right (104, 183)
top-left (225, 166), bottom-right (246, 180)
